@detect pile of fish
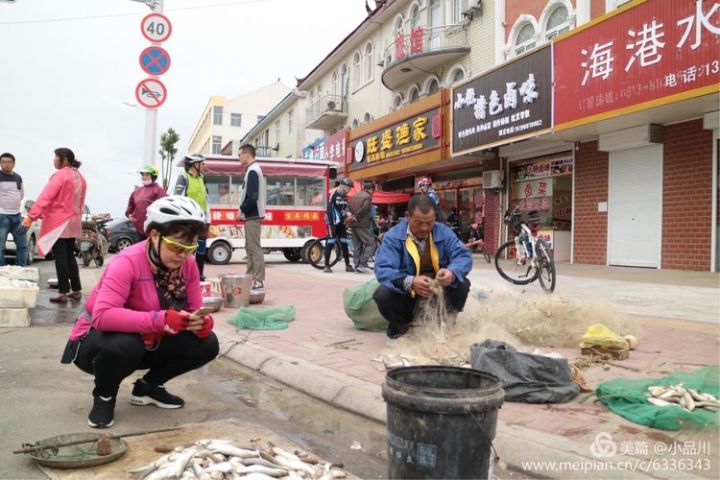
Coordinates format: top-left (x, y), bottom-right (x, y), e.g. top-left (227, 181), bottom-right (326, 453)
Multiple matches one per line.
top-left (128, 439), bottom-right (348, 480)
top-left (647, 384), bottom-right (720, 412)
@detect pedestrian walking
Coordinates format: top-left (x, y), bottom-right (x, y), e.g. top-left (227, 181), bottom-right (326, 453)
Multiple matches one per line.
top-left (126, 164), bottom-right (167, 239)
top-left (324, 177), bottom-right (354, 273)
top-left (60, 196), bottom-right (218, 428)
top-left (19, 148), bottom-right (86, 303)
top-left (416, 176), bottom-right (440, 216)
top-left (349, 180), bottom-right (376, 273)
top-left (237, 144), bottom-right (267, 292)
top-left (174, 154), bottom-right (209, 280)
top-left (0, 152), bottom-right (28, 266)
top-left (373, 194), bottom-right (472, 339)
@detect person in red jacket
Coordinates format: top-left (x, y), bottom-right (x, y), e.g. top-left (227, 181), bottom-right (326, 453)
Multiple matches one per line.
top-left (126, 165), bottom-right (167, 238)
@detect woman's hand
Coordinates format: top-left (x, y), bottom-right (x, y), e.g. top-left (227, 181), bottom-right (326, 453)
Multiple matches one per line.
top-left (164, 309), bottom-right (189, 334)
top-left (196, 316), bottom-right (214, 338)
top-left (184, 312), bottom-right (205, 333)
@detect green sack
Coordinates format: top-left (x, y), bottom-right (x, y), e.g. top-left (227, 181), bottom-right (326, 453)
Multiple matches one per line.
top-left (596, 365), bottom-right (720, 431)
top-left (229, 305), bottom-right (295, 330)
top-left (343, 279), bottom-right (388, 332)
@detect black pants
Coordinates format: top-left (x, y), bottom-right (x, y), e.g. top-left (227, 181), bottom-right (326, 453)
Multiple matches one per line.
top-left (325, 225), bottom-right (350, 267)
top-left (373, 278), bottom-right (471, 337)
top-left (195, 236), bottom-right (207, 277)
top-left (52, 238), bottom-right (81, 294)
top-left (74, 330), bottom-right (219, 398)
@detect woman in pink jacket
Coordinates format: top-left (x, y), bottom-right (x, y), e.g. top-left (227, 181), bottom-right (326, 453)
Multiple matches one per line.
top-left (21, 148), bottom-right (87, 303)
top-left (125, 164), bottom-right (167, 238)
top-left (61, 196), bottom-right (218, 428)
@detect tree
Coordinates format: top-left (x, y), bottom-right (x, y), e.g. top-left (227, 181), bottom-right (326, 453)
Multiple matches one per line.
top-left (158, 127), bottom-right (180, 191)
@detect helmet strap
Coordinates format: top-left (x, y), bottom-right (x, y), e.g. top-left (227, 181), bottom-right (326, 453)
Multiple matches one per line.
top-left (147, 238), bottom-right (169, 272)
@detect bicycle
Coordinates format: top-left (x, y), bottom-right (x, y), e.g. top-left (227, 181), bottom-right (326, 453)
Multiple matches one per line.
top-left (466, 238), bottom-right (492, 264)
top-left (494, 207), bottom-right (556, 293)
top-left (303, 235), bottom-right (342, 270)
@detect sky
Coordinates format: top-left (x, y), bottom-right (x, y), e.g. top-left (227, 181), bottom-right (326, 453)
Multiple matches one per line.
top-left (0, 0), bottom-right (368, 216)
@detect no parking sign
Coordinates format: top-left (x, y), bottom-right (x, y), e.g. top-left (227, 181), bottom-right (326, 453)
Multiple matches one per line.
top-left (139, 46), bottom-right (171, 76)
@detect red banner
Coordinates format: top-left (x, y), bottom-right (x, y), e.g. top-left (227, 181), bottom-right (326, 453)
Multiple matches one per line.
top-left (323, 128), bottom-right (348, 167)
top-left (554, 0), bottom-right (720, 127)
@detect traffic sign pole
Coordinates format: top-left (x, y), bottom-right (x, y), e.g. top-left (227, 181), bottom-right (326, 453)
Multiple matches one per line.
top-left (143, 0), bottom-right (163, 168)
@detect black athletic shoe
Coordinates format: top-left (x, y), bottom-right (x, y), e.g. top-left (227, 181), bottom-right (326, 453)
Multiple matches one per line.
top-left (88, 396), bottom-right (115, 428)
top-left (345, 264), bottom-right (355, 272)
top-left (130, 379), bottom-right (184, 409)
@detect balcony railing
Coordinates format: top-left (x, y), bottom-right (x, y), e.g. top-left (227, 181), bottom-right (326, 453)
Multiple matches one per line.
top-left (254, 146), bottom-right (277, 157)
top-left (306, 93), bottom-right (348, 130)
top-left (381, 24), bottom-right (470, 90)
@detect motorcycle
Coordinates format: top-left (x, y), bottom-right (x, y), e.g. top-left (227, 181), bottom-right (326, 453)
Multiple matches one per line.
top-left (76, 214), bottom-right (110, 268)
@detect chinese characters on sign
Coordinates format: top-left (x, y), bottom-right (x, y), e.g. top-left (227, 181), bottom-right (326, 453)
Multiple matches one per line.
top-left (351, 108), bottom-right (441, 168)
top-left (283, 211), bottom-right (321, 222)
top-left (555, 0), bottom-right (720, 126)
top-left (323, 128), bottom-right (349, 165)
top-left (452, 45), bottom-right (552, 155)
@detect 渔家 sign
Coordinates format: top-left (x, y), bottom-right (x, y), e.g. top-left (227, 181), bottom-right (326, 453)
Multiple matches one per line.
top-left (554, 0), bottom-right (720, 128)
top-left (350, 109), bottom-right (442, 169)
top-left (452, 45), bottom-right (552, 155)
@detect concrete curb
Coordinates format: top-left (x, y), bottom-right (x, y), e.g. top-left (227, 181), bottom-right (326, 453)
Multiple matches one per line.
top-left (219, 339), bottom-right (707, 480)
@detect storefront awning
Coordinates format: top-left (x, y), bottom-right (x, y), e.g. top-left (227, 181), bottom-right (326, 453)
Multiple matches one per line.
top-left (345, 181), bottom-right (410, 204)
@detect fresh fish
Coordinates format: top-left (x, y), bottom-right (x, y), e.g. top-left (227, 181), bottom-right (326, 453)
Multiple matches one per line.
top-left (209, 443), bottom-right (259, 459)
top-left (271, 447), bottom-right (300, 462)
top-left (233, 464), bottom-right (287, 477)
top-left (204, 461), bottom-right (234, 474)
top-left (272, 454), bottom-right (315, 477)
top-left (241, 458), bottom-right (281, 469)
top-left (236, 474), bottom-right (277, 480)
top-left (168, 447), bottom-right (198, 479)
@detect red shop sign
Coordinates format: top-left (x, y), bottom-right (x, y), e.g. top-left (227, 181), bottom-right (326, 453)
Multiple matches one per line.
top-left (323, 128), bottom-right (348, 167)
top-left (554, 0), bottom-right (720, 128)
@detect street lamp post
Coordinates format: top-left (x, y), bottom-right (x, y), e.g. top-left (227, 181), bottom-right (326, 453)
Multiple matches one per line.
top-left (131, 0), bottom-right (165, 167)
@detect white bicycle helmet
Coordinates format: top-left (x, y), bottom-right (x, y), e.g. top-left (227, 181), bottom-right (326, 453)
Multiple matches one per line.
top-left (144, 195), bottom-right (207, 233)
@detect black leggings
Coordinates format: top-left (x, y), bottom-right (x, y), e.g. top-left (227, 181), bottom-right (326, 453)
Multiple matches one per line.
top-left (325, 225), bottom-right (350, 267)
top-left (52, 238), bottom-right (81, 294)
top-left (74, 330), bottom-right (219, 398)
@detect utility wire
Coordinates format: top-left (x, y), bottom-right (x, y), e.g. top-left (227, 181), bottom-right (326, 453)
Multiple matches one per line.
top-left (0, 0), bottom-right (280, 25)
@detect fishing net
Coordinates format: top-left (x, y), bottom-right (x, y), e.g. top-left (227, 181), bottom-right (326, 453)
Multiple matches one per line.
top-left (596, 365), bottom-right (720, 430)
top-left (229, 306), bottom-right (295, 330)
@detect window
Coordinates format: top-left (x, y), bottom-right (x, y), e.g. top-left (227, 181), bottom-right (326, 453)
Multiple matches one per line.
top-left (393, 14), bottom-right (404, 35)
top-left (340, 64), bottom-right (349, 97)
top-left (426, 77), bottom-right (440, 95)
top-left (429, 0), bottom-right (441, 47)
top-left (452, 0), bottom-right (463, 24)
top-left (274, 121), bottom-right (280, 143)
top-left (392, 93), bottom-right (404, 110)
top-left (514, 23), bottom-right (536, 56)
top-left (365, 42), bottom-right (374, 81)
top-left (410, 3), bottom-right (420, 29)
top-left (230, 113), bottom-right (242, 127)
top-left (353, 52), bottom-right (362, 88)
top-left (287, 110), bottom-right (294, 133)
top-left (296, 177), bottom-right (326, 207)
top-left (363, 112), bottom-right (372, 124)
top-left (205, 174), bottom-right (231, 205)
top-left (450, 67), bottom-right (465, 83)
top-left (211, 135), bottom-right (222, 154)
top-left (352, 119), bottom-right (359, 128)
top-left (213, 106), bottom-right (223, 126)
top-left (408, 86), bottom-right (420, 103)
top-left (266, 176), bottom-right (295, 206)
top-left (545, 6), bottom-right (570, 40)
top-left (332, 71), bottom-right (338, 95)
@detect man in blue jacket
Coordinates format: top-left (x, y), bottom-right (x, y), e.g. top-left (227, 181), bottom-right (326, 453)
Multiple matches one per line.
top-left (373, 194), bottom-right (472, 338)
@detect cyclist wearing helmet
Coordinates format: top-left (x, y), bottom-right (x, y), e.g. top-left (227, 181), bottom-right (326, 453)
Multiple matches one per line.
top-left (125, 164), bottom-right (167, 238)
top-left (175, 154), bottom-right (209, 278)
top-left (61, 196), bottom-right (219, 429)
top-left (416, 176), bottom-right (440, 215)
top-left (324, 177), bottom-right (354, 273)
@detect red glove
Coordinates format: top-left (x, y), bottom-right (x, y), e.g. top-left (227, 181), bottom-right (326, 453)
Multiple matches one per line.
top-left (164, 309), bottom-right (188, 334)
top-left (196, 315), bottom-right (214, 338)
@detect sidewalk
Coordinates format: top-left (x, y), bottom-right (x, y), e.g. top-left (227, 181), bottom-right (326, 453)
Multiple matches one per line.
top-left (206, 257), bottom-right (720, 479)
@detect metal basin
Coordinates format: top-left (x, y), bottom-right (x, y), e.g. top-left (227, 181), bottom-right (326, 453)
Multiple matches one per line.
top-left (202, 296), bottom-right (224, 313)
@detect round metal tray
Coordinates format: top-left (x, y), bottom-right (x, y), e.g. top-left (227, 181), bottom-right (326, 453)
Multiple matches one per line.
top-left (28, 433), bottom-right (127, 469)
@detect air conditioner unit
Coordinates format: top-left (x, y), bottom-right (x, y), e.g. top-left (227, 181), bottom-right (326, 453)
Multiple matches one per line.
top-left (483, 169), bottom-right (504, 190)
top-left (326, 99), bottom-right (339, 111)
top-left (461, 0), bottom-right (483, 18)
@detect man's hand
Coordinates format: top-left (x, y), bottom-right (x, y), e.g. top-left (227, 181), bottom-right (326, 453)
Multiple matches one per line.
top-left (412, 275), bottom-right (434, 298)
top-left (436, 268), bottom-right (455, 288)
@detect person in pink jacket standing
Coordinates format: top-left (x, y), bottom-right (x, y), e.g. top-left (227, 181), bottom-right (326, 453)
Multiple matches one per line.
top-left (20, 148), bottom-right (87, 303)
top-left (126, 165), bottom-right (167, 238)
top-left (60, 196), bottom-right (218, 428)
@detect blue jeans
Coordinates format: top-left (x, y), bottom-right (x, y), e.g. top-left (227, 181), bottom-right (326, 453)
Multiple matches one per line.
top-left (0, 213), bottom-right (28, 266)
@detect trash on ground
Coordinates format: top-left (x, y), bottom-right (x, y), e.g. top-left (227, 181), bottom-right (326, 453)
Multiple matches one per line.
top-left (349, 441), bottom-right (362, 451)
top-left (128, 439), bottom-right (348, 479)
top-left (579, 323), bottom-right (630, 360)
top-left (229, 305), bottom-right (295, 330)
top-left (624, 334), bottom-right (639, 350)
top-left (470, 339), bottom-right (580, 403)
top-left (571, 365), bottom-right (595, 392)
top-left (646, 384), bottom-right (720, 412)
top-left (596, 365), bottom-right (720, 430)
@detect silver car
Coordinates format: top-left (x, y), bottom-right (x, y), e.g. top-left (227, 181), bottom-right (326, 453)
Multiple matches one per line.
top-left (4, 199), bottom-right (44, 264)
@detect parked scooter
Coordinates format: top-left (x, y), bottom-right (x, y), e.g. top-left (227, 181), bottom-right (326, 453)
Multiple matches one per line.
top-left (76, 214), bottom-right (110, 267)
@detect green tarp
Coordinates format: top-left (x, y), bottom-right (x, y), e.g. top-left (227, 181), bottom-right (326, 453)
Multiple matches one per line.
top-left (596, 366), bottom-right (720, 430)
top-left (229, 305), bottom-right (295, 330)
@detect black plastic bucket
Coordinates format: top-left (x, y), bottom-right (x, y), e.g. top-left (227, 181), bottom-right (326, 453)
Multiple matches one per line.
top-left (382, 366), bottom-right (504, 479)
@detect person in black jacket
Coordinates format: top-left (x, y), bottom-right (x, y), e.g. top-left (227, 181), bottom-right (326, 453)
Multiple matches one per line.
top-left (324, 178), bottom-right (354, 273)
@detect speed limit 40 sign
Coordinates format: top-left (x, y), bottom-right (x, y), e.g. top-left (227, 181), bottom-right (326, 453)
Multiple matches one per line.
top-left (141, 13), bottom-right (172, 43)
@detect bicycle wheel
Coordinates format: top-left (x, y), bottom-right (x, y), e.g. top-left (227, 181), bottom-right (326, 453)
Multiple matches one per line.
top-left (307, 237), bottom-right (341, 270)
top-left (535, 239), bottom-right (556, 293)
top-left (494, 240), bottom-right (537, 285)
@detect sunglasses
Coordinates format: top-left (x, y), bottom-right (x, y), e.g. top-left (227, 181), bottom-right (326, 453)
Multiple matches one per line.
top-left (161, 236), bottom-right (199, 255)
